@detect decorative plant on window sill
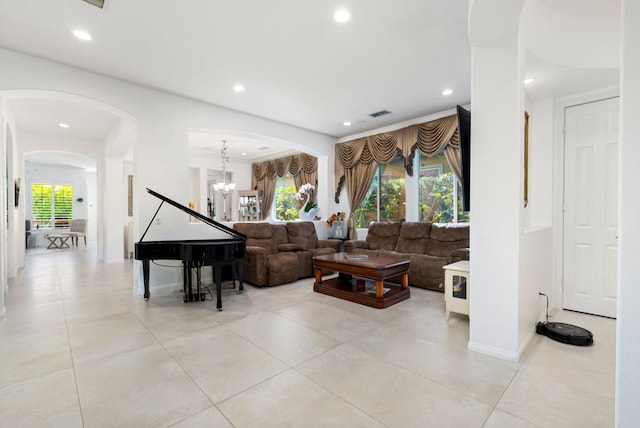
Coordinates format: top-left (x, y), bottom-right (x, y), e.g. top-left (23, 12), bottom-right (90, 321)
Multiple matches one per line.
top-left (326, 212), bottom-right (345, 228)
top-left (295, 183), bottom-right (319, 220)
top-left (326, 211), bottom-right (346, 238)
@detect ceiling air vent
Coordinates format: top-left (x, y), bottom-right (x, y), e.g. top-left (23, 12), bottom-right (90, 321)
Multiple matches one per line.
top-left (257, 146), bottom-right (270, 151)
top-left (370, 109), bottom-right (391, 118)
top-left (81, 0), bottom-right (106, 9)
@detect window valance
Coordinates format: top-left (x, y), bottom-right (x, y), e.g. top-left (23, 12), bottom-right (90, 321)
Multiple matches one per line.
top-left (334, 114), bottom-right (460, 202)
top-left (252, 153), bottom-right (317, 182)
top-left (251, 153), bottom-right (318, 219)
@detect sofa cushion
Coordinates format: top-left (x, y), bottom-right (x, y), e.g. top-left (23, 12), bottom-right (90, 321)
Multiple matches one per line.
top-left (266, 252), bottom-right (300, 285)
top-left (278, 243), bottom-right (304, 252)
top-left (353, 248), bottom-right (380, 257)
top-left (425, 223), bottom-right (470, 257)
top-left (286, 221), bottom-right (318, 250)
top-left (234, 222), bottom-right (278, 253)
top-left (395, 222), bottom-right (431, 253)
top-left (271, 224), bottom-right (290, 246)
top-left (408, 253), bottom-right (448, 289)
top-left (234, 222), bottom-right (273, 239)
top-left (366, 221), bottom-right (402, 250)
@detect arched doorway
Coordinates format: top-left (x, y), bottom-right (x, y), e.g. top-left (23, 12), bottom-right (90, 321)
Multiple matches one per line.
top-left (1, 90), bottom-right (138, 265)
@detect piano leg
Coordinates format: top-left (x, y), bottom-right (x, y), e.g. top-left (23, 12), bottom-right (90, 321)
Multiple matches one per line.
top-left (143, 260), bottom-right (150, 300)
top-left (183, 261), bottom-right (191, 303)
top-left (214, 261), bottom-right (223, 311)
top-left (195, 263), bottom-right (205, 301)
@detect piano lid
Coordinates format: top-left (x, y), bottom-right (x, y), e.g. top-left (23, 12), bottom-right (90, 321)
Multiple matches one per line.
top-left (138, 188), bottom-right (247, 242)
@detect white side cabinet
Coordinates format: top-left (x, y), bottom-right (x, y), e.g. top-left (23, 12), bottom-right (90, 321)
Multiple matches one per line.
top-left (443, 260), bottom-right (470, 320)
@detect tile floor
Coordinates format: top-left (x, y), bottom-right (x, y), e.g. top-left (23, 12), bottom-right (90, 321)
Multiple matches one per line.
top-left (0, 245), bottom-right (616, 427)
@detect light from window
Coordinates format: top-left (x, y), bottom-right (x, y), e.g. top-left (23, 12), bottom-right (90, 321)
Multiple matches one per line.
top-left (31, 183), bottom-right (73, 229)
top-left (273, 175), bottom-right (298, 221)
top-left (355, 156), bottom-right (406, 227)
top-left (418, 152), bottom-right (469, 223)
top-left (32, 183), bottom-right (52, 228)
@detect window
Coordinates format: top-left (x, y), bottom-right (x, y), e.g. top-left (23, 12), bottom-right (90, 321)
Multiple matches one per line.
top-left (32, 183), bottom-right (73, 228)
top-left (354, 156), bottom-right (406, 227)
top-left (273, 174), bottom-right (298, 221)
top-left (418, 152), bottom-right (469, 223)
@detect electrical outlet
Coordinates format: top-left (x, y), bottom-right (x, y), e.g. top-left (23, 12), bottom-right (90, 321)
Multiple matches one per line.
top-left (155, 217), bottom-right (161, 225)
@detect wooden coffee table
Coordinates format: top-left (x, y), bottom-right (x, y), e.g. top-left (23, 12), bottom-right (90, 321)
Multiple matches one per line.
top-left (313, 252), bottom-right (410, 309)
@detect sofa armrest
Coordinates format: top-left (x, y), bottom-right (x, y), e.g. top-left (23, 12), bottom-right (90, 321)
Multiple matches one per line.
top-left (344, 240), bottom-right (369, 253)
top-left (447, 248), bottom-right (470, 264)
top-left (317, 239), bottom-right (342, 251)
top-left (278, 243), bottom-right (304, 252)
top-left (246, 246), bottom-right (270, 256)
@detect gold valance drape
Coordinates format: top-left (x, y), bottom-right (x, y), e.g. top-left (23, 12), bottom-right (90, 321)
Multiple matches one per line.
top-left (334, 114), bottom-right (461, 202)
top-left (251, 153), bottom-right (318, 219)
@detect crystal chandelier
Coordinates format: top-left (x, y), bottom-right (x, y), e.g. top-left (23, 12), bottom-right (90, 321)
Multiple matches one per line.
top-left (212, 140), bottom-right (235, 220)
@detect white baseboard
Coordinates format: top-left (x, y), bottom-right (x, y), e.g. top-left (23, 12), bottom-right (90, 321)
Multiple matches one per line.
top-left (468, 341), bottom-right (520, 362)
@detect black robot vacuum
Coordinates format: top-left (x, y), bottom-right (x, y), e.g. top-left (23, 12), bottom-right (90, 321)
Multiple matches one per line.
top-left (536, 293), bottom-right (594, 346)
top-left (536, 321), bottom-right (593, 346)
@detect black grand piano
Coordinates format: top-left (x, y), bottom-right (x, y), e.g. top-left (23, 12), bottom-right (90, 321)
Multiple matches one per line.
top-left (134, 188), bottom-right (246, 310)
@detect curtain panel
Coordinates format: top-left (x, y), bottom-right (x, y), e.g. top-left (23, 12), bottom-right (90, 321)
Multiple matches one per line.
top-left (251, 153), bottom-right (318, 218)
top-left (334, 114), bottom-right (462, 203)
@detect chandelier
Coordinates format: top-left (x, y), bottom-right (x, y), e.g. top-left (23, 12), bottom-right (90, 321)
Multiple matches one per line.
top-left (212, 140), bottom-right (235, 220)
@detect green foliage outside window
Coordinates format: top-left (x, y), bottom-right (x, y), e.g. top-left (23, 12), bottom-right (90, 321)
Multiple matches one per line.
top-left (275, 185), bottom-right (299, 221)
top-left (354, 158), bottom-right (407, 228)
top-left (419, 172), bottom-right (470, 223)
top-left (32, 183), bottom-right (52, 228)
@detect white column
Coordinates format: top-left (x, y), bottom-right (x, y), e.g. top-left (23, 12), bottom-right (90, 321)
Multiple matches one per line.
top-left (468, 34), bottom-right (524, 360)
top-left (0, 105), bottom-right (6, 319)
top-left (102, 156), bottom-right (125, 262)
top-left (616, 1), bottom-right (640, 425)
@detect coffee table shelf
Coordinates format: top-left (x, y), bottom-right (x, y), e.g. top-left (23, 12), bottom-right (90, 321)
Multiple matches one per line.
top-left (314, 276), bottom-right (409, 309)
top-left (313, 252), bottom-right (410, 309)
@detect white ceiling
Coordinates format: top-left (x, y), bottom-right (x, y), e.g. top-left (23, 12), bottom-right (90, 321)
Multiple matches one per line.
top-left (8, 98), bottom-right (120, 141)
top-left (0, 0), bottom-right (621, 167)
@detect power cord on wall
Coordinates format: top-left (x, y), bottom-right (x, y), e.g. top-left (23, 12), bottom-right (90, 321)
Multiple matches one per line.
top-left (539, 292), bottom-right (550, 322)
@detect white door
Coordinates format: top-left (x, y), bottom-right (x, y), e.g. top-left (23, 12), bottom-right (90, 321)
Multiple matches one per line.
top-left (563, 97), bottom-right (619, 318)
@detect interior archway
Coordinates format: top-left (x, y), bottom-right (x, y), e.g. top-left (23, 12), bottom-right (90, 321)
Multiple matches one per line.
top-left (2, 89), bottom-right (138, 263)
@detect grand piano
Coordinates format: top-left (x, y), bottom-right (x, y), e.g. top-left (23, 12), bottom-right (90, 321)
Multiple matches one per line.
top-left (134, 188), bottom-right (246, 310)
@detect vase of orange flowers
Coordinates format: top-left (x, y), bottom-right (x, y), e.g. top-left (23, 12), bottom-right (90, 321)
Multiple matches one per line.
top-left (326, 212), bottom-right (346, 238)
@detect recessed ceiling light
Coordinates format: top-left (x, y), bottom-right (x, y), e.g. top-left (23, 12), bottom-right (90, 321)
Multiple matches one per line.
top-left (343, 121), bottom-right (351, 126)
top-left (524, 77), bottom-right (535, 85)
top-left (334, 9), bottom-right (351, 23)
top-left (59, 123), bottom-right (70, 128)
top-left (233, 84), bottom-right (245, 92)
top-left (72, 29), bottom-right (92, 41)
top-left (241, 152), bottom-right (247, 156)
top-left (442, 88), bottom-right (453, 96)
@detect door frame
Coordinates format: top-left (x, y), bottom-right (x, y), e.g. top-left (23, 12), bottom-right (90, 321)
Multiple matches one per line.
top-left (552, 86), bottom-right (620, 312)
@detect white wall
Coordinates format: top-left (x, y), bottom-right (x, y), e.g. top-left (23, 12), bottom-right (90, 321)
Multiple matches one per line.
top-left (0, 94), bottom-right (22, 317)
top-left (526, 99), bottom-right (554, 228)
top-left (0, 98), bottom-right (7, 318)
top-left (617, 1), bottom-right (640, 425)
top-left (524, 98), bottom-right (555, 318)
top-left (467, 38), bottom-right (523, 361)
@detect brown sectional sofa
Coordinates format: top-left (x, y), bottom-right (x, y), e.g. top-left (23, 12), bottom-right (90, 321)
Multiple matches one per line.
top-left (233, 221), bottom-right (341, 287)
top-left (344, 221), bottom-right (469, 291)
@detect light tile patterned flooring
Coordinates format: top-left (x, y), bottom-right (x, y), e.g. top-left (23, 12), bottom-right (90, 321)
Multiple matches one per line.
top-left (1, 245), bottom-right (615, 427)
